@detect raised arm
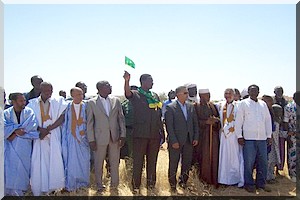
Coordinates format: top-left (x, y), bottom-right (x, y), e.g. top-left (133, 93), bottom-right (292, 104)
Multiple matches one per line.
top-left (123, 70), bottom-right (132, 98)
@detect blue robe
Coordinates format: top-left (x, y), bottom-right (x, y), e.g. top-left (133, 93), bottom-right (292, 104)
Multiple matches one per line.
top-left (62, 102), bottom-right (90, 191)
top-left (4, 107), bottom-right (39, 196)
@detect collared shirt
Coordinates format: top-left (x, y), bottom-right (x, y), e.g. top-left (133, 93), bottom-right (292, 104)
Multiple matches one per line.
top-left (99, 95), bottom-right (111, 116)
top-left (177, 100), bottom-right (187, 121)
top-left (235, 98), bottom-right (272, 140)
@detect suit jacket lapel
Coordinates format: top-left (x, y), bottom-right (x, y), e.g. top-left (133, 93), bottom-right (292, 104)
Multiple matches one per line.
top-left (176, 101), bottom-right (187, 121)
top-left (108, 97), bottom-right (114, 116)
top-left (96, 96), bottom-right (107, 116)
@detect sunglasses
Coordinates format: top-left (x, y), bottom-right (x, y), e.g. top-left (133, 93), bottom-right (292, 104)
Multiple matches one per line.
top-left (179, 92), bottom-right (189, 95)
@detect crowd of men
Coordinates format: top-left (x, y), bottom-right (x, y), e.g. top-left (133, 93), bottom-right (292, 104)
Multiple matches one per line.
top-left (1, 73), bottom-right (299, 196)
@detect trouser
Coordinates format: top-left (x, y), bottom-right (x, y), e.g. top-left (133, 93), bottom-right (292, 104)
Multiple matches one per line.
top-left (120, 128), bottom-right (133, 160)
top-left (132, 137), bottom-right (160, 189)
top-left (94, 138), bottom-right (120, 188)
top-left (168, 140), bottom-right (193, 188)
top-left (243, 140), bottom-right (268, 188)
top-left (90, 151), bottom-right (95, 172)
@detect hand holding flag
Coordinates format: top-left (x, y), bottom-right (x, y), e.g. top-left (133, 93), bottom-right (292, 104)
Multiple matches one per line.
top-left (123, 70), bottom-right (131, 81)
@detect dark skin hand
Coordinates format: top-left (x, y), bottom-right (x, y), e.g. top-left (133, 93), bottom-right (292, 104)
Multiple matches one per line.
top-left (192, 140), bottom-right (198, 146)
top-left (172, 142), bottom-right (180, 149)
top-left (38, 114), bottom-right (65, 140)
top-left (7, 133), bottom-right (17, 142)
top-left (267, 138), bottom-right (272, 146)
top-left (46, 114), bottom-right (65, 132)
top-left (89, 137), bottom-right (126, 150)
top-left (205, 117), bottom-right (219, 125)
top-left (15, 128), bottom-right (26, 136)
top-left (172, 140), bottom-right (198, 148)
top-left (238, 138), bottom-right (245, 146)
top-left (7, 128), bottom-right (26, 142)
top-left (119, 137), bottom-right (126, 148)
top-left (89, 141), bottom-right (97, 151)
top-left (38, 127), bottom-right (50, 140)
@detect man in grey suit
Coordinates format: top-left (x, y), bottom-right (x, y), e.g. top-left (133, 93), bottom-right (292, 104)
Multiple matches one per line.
top-left (165, 85), bottom-right (199, 193)
top-left (87, 81), bottom-right (126, 192)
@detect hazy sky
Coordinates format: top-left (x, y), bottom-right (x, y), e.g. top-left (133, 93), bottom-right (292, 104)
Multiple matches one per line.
top-left (4, 3), bottom-right (296, 100)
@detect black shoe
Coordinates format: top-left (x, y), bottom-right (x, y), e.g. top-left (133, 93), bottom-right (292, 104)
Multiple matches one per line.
top-left (97, 185), bottom-right (106, 193)
top-left (179, 182), bottom-right (187, 189)
top-left (170, 186), bottom-right (177, 193)
top-left (244, 186), bottom-right (255, 193)
top-left (266, 179), bottom-right (278, 184)
top-left (60, 188), bottom-right (70, 194)
top-left (257, 185), bottom-right (272, 192)
top-left (147, 185), bottom-right (155, 190)
top-left (47, 190), bottom-right (56, 196)
top-left (132, 188), bottom-right (140, 195)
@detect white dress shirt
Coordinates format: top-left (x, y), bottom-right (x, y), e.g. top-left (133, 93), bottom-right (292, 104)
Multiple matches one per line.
top-left (99, 95), bottom-right (111, 116)
top-left (235, 98), bottom-right (272, 140)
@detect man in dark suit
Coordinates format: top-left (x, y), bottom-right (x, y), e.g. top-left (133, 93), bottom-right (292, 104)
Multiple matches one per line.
top-left (123, 71), bottom-right (164, 194)
top-left (165, 85), bottom-right (199, 193)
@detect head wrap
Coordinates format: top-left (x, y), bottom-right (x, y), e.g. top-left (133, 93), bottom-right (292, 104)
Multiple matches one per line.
top-left (198, 89), bottom-right (210, 94)
top-left (241, 88), bottom-right (249, 98)
top-left (185, 83), bottom-right (197, 89)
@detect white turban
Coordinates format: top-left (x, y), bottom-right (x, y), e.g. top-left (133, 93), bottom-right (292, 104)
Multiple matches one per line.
top-left (198, 89), bottom-right (210, 94)
top-left (185, 83), bottom-right (197, 89)
top-left (241, 88), bottom-right (249, 98)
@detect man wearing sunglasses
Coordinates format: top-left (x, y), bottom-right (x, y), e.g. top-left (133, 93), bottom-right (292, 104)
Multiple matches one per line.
top-left (165, 86), bottom-right (199, 193)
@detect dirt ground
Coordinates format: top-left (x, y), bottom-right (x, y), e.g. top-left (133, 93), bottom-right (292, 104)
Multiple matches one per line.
top-left (46, 142), bottom-right (296, 197)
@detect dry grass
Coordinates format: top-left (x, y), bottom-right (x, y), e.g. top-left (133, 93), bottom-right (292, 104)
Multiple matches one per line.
top-left (39, 141), bottom-right (296, 197)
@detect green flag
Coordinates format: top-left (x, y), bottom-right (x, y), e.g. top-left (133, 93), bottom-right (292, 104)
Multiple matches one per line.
top-left (125, 56), bottom-right (135, 69)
